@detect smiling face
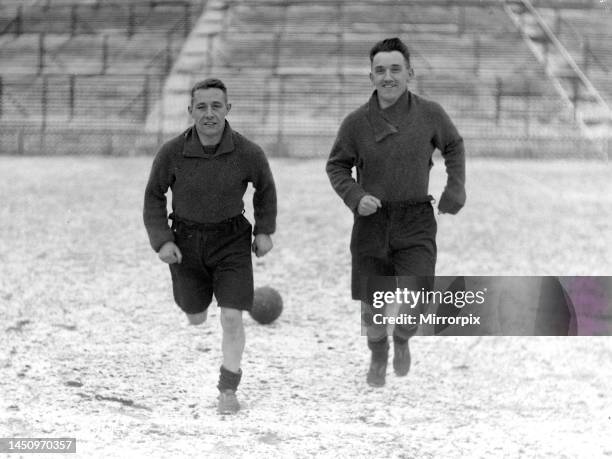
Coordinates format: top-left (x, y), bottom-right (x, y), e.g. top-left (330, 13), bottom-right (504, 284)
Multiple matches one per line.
top-left (188, 88), bottom-right (231, 145)
top-left (370, 50), bottom-right (414, 109)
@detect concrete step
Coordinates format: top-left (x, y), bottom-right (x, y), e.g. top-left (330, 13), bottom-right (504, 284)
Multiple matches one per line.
top-left (144, 1), bottom-right (230, 134)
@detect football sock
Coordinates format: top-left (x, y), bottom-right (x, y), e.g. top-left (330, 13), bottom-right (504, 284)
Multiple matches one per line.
top-left (367, 335), bottom-right (389, 353)
top-left (217, 365), bottom-right (242, 392)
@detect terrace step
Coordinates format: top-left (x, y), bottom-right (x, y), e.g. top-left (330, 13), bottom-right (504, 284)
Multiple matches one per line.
top-left (143, 0), bottom-right (228, 135)
top-left (503, 0), bottom-right (611, 158)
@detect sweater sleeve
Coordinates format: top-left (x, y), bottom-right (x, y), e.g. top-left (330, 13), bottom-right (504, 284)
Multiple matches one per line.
top-left (432, 105), bottom-right (466, 215)
top-left (143, 143), bottom-right (176, 251)
top-left (326, 116), bottom-right (368, 213)
top-left (251, 148), bottom-right (277, 235)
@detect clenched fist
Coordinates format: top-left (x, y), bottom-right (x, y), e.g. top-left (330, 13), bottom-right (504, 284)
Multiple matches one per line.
top-left (252, 234), bottom-right (273, 257)
top-left (158, 241), bottom-right (182, 264)
top-left (357, 195), bottom-right (382, 216)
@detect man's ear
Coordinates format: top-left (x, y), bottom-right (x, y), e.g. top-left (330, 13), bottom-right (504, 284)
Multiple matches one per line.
top-left (226, 103), bottom-right (232, 113)
top-left (369, 72), bottom-right (374, 84)
top-left (188, 105), bottom-right (192, 115)
top-left (408, 67), bottom-right (415, 79)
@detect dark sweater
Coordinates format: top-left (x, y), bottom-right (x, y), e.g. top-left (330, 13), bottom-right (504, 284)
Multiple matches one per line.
top-left (143, 122), bottom-right (277, 251)
top-left (326, 90), bottom-right (466, 214)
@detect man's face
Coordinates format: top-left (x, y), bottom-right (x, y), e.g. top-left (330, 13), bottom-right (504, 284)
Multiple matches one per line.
top-left (370, 50), bottom-right (413, 108)
top-left (188, 88), bottom-right (231, 141)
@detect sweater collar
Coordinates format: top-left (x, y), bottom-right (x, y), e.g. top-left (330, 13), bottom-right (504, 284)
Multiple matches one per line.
top-left (367, 89), bottom-right (410, 142)
top-left (183, 121), bottom-right (235, 158)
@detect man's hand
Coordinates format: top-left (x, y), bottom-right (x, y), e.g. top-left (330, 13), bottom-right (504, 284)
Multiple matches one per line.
top-left (438, 190), bottom-right (464, 215)
top-left (158, 241), bottom-right (182, 264)
top-left (252, 234), bottom-right (273, 257)
top-left (357, 195), bottom-right (382, 216)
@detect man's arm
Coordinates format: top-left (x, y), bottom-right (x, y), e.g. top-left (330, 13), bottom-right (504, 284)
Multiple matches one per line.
top-left (143, 145), bottom-right (176, 252)
top-left (326, 118), bottom-right (368, 213)
top-left (250, 148), bottom-right (277, 254)
top-left (432, 106), bottom-right (466, 215)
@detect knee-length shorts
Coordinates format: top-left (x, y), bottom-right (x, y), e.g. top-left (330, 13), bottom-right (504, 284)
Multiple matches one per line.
top-left (169, 214), bottom-right (253, 314)
top-left (351, 200), bottom-right (437, 302)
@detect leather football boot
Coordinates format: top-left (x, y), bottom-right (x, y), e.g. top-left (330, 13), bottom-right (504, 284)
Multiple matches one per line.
top-left (217, 390), bottom-right (240, 414)
top-left (393, 339), bottom-right (411, 376)
top-left (366, 350), bottom-right (388, 387)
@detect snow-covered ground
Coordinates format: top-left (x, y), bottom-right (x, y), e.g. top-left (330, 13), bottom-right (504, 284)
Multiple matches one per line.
top-left (1, 156), bottom-right (611, 457)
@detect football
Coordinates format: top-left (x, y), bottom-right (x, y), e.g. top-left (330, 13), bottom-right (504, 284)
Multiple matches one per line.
top-left (250, 286), bottom-right (283, 325)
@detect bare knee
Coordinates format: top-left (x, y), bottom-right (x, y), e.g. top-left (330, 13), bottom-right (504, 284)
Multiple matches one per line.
top-left (220, 308), bottom-right (243, 333)
top-left (187, 311), bottom-right (207, 326)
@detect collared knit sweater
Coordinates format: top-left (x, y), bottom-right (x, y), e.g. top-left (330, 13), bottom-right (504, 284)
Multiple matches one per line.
top-left (326, 90), bottom-right (466, 214)
top-left (143, 122), bottom-right (277, 251)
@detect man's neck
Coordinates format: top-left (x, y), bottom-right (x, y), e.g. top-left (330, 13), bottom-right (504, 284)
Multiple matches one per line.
top-left (195, 126), bottom-right (223, 147)
top-left (377, 89), bottom-right (407, 110)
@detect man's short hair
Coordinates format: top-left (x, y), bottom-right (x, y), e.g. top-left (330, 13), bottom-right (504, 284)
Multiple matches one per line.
top-left (369, 37), bottom-right (411, 67)
top-left (190, 78), bottom-right (228, 104)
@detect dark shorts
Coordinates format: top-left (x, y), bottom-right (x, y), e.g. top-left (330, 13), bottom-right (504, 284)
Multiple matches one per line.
top-left (169, 214), bottom-right (253, 314)
top-left (351, 200), bottom-right (437, 302)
